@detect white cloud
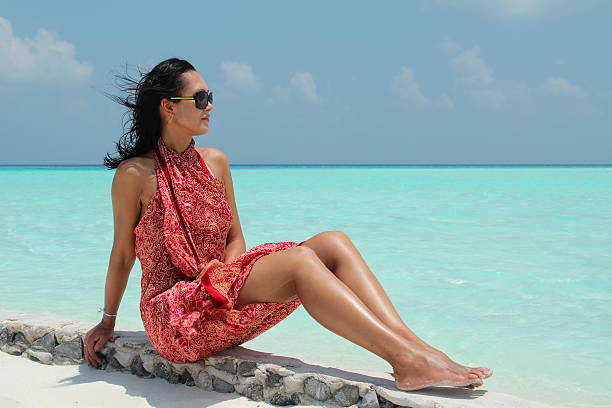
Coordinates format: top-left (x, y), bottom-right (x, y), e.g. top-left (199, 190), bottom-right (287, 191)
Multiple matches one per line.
top-left (0, 16), bottom-right (93, 82)
top-left (543, 77), bottom-right (587, 98)
top-left (391, 67), bottom-right (430, 108)
top-left (443, 41), bottom-right (595, 114)
top-left (448, 45), bottom-right (507, 107)
top-left (290, 72), bottom-right (320, 102)
top-left (391, 66), bottom-right (454, 110)
top-left (436, 0), bottom-right (589, 18)
top-left (449, 46), bottom-right (495, 87)
top-left (220, 62), bottom-right (260, 92)
top-left (266, 71), bottom-right (320, 104)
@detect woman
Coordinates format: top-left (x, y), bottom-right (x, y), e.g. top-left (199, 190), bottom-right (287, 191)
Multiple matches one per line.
top-left (83, 58), bottom-right (492, 391)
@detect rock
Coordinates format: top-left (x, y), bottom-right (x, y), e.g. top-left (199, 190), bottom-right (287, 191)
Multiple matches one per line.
top-left (214, 358), bottom-right (237, 374)
top-left (195, 371), bottom-right (213, 391)
top-left (270, 392), bottom-right (301, 406)
top-left (212, 376), bottom-right (235, 393)
top-left (265, 369), bottom-right (284, 387)
top-left (358, 389), bottom-right (380, 408)
top-left (333, 384), bottom-right (360, 407)
top-left (153, 362), bottom-right (182, 384)
top-left (25, 349), bottom-right (53, 365)
top-left (54, 336), bottom-right (83, 360)
top-left (130, 355), bottom-right (153, 378)
top-left (0, 327), bottom-right (8, 345)
top-left (237, 360), bottom-right (257, 377)
top-left (13, 332), bottom-right (29, 349)
top-left (30, 332), bottom-right (57, 352)
top-left (242, 384), bottom-right (264, 401)
top-left (304, 376), bottom-right (331, 401)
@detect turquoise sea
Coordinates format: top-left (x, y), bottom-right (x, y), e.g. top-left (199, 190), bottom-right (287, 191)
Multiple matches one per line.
top-left (1, 165), bottom-right (610, 408)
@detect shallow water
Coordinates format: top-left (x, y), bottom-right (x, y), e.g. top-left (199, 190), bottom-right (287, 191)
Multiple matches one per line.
top-left (1, 165), bottom-right (610, 408)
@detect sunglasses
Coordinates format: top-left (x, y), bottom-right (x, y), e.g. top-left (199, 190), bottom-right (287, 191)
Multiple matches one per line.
top-left (168, 89), bottom-right (213, 109)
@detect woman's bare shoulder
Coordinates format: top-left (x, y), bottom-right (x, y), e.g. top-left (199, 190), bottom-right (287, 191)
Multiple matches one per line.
top-left (195, 146), bottom-right (228, 177)
top-left (195, 146), bottom-right (228, 163)
top-left (114, 152), bottom-right (156, 186)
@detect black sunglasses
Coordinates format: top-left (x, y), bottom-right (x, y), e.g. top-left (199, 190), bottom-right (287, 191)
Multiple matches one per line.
top-left (168, 89), bottom-right (213, 109)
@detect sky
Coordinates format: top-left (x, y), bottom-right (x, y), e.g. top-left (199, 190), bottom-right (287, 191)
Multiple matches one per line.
top-left (0, 0), bottom-right (610, 165)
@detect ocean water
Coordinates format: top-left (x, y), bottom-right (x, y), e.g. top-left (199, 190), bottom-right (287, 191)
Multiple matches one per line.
top-left (0, 165), bottom-right (610, 408)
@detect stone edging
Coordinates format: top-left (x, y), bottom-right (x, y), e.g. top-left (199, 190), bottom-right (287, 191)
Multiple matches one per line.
top-left (0, 309), bottom-right (405, 407)
top-left (1, 309), bottom-right (562, 408)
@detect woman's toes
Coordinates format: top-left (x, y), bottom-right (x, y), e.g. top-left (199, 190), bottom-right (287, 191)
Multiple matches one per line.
top-left (473, 367), bottom-right (493, 378)
top-left (466, 366), bottom-right (492, 379)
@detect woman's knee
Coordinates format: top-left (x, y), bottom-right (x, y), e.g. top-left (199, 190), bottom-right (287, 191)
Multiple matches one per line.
top-left (306, 230), bottom-right (352, 269)
top-left (289, 245), bottom-right (321, 271)
top-left (314, 230), bottom-right (352, 249)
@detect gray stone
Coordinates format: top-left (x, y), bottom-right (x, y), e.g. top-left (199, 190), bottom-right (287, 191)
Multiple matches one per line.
top-left (214, 358), bottom-right (237, 374)
top-left (212, 376), bottom-right (235, 393)
top-left (97, 347), bottom-right (114, 370)
top-left (25, 349), bottom-right (53, 365)
top-left (2, 343), bottom-right (25, 355)
top-left (130, 355), bottom-right (153, 378)
top-left (304, 376), bottom-right (331, 401)
top-left (31, 332), bottom-right (57, 352)
top-left (113, 349), bottom-right (136, 368)
top-left (333, 384), bottom-right (360, 407)
top-left (237, 360), bottom-right (257, 377)
top-left (0, 327), bottom-right (9, 345)
top-left (195, 371), bottom-right (213, 391)
top-left (54, 322), bottom-right (95, 344)
top-left (153, 362), bottom-right (182, 384)
top-left (270, 392), bottom-right (300, 406)
top-left (52, 355), bottom-right (79, 365)
top-left (113, 331), bottom-right (149, 349)
top-left (139, 350), bottom-right (160, 373)
top-left (180, 369), bottom-right (195, 386)
top-left (265, 369), bottom-right (284, 387)
top-left (358, 389), bottom-right (380, 408)
top-left (377, 395), bottom-right (396, 408)
top-left (54, 336), bottom-right (83, 360)
top-left (107, 355), bottom-right (125, 370)
top-left (242, 384), bottom-right (264, 401)
top-left (13, 332), bottom-right (29, 348)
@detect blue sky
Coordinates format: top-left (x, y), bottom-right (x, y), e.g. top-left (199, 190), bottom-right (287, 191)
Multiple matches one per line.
top-left (1, 0), bottom-right (610, 165)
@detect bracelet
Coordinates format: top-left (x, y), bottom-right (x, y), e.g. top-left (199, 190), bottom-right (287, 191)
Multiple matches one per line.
top-left (98, 307), bottom-right (117, 317)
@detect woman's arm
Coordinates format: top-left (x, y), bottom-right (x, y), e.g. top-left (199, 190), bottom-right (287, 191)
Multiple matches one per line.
top-left (100, 160), bottom-right (142, 326)
top-left (84, 159), bottom-right (143, 367)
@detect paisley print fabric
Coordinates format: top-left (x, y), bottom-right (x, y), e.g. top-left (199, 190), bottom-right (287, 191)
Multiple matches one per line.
top-left (133, 136), bottom-right (304, 364)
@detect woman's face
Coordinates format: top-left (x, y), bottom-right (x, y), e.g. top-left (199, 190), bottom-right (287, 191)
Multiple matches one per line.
top-left (164, 69), bottom-right (213, 136)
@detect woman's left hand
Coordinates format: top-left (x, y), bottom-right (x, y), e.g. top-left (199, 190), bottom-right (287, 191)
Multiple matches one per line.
top-left (196, 259), bottom-right (225, 280)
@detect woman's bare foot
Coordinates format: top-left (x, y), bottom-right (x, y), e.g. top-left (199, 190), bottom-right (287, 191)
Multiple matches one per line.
top-left (390, 372), bottom-right (484, 389)
top-left (392, 348), bottom-right (485, 391)
top-left (415, 341), bottom-right (493, 380)
top-left (435, 351), bottom-right (493, 379)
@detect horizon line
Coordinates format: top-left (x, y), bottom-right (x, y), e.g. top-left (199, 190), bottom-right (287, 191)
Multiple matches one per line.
top-left (1, 163), bottom-right (611, 167)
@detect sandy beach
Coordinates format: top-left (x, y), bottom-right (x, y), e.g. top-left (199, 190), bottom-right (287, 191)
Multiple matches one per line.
top-left (1, 348), bottom-right (564, 408)
top-left (0, 351), bottom-right (320, 408)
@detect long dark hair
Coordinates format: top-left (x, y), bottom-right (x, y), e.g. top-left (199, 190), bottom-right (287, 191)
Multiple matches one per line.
top-left (103, 58), bottom-right (196, 169)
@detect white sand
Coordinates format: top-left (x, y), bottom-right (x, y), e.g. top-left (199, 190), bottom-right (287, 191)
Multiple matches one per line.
top-left (0, 350), bottom-right (561, 408)
top-left (0, 352), bottom-right (320, 408)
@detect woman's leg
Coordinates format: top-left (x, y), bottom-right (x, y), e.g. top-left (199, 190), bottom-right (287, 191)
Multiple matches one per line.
top-left (298, 231), bottom-right (492, 379)
top-left (234, 245), bottom-right (485, 391)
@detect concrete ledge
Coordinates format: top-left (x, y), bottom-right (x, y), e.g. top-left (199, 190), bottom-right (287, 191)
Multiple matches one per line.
top-left (0, 309), bottom-right (558, 408)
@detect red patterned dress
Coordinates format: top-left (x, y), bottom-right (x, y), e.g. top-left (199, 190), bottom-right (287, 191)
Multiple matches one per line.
top-left (133, 136), bottom-right (304, 364)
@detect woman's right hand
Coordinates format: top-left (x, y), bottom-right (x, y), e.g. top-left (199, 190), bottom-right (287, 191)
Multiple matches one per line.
top-left (83, 322), bottom-right (115, 368)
